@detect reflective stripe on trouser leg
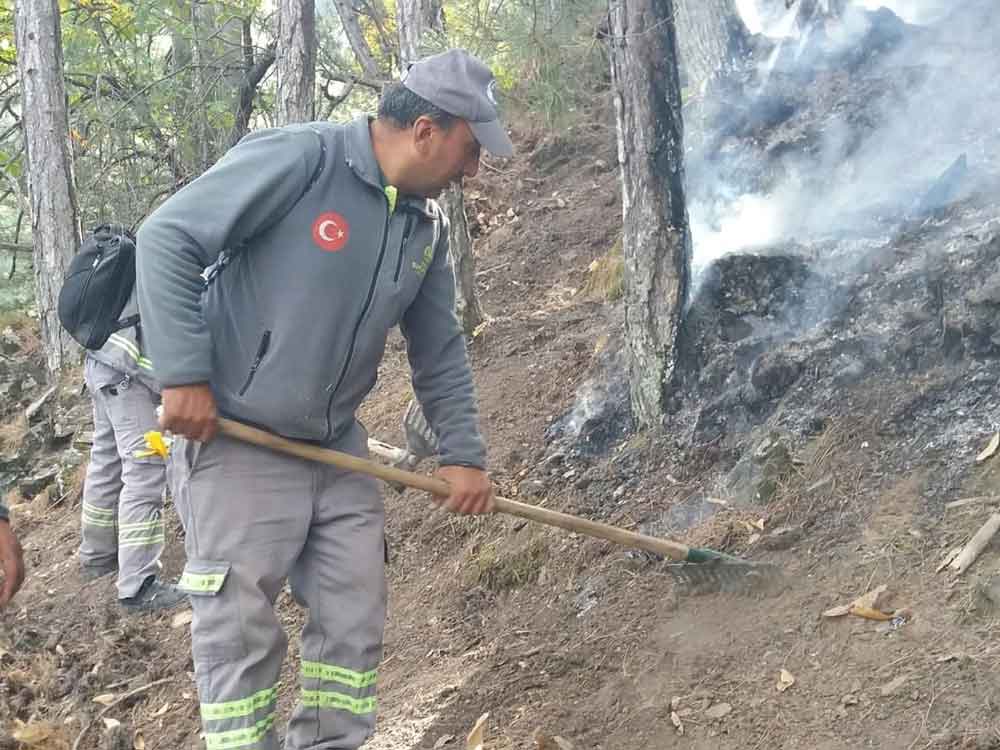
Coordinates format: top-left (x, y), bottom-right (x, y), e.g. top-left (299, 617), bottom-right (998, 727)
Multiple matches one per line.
top-left (171, 434), bottom-right (315, 750)
top-left (287, 422), bottom-right (386, 750)
top-left (79, 364), bottom-right (123, 571)
top-left (101, 375), bottom-right (168, 599)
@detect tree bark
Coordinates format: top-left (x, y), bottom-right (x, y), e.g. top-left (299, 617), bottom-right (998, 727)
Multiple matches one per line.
top-left (674, 0), bottom-right (750, 91)
top-left (232, 22), bottom-right (277, 145)
top-left (331, 0), bottom-right (383, 81)
top-left (396, 0), bottom-right (445, 61)
top-left (440, 187), bottom-right (485, 333)
top-left (14, 0), bottom-right (82, 378)
top-left (276, 0), bottom-right (317, 125)
top-left (397, 0), bottom-right (484, 334)
top-left (608, 0), bottom-right (692, 428)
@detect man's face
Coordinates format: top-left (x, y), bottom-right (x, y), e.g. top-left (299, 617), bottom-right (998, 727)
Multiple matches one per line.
top-left (409, 116), bottom-right (482, 197)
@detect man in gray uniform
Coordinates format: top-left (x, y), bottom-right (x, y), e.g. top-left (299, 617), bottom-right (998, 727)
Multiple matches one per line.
top-left (79, 287), bottom-right (186, 612)
top-left (136, 49), bottom-right (511, 749)
top-left (0, 499), bottom-right (25, 608)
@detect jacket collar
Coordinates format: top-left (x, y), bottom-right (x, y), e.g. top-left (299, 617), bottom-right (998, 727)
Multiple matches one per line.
top-left (344, 116), bottom-right (438, 220)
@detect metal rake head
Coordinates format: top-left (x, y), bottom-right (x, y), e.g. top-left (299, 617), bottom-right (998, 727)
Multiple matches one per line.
top-left (666, 559), bottom-right (785, 596)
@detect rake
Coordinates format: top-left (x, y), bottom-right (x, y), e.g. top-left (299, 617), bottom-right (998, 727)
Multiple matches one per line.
top-left (204, 417), bottom-right (781, 595)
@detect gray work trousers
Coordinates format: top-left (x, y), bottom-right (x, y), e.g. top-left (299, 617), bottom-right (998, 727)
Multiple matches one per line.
top-left (79, 358), bottom-right (167, 598)
top-left (170, 422), bottom-right (386, 750)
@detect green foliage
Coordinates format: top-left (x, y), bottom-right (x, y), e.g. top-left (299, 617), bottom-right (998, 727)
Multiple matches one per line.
top-left (0, 0), bottom-right (607, 293)
top-left (443, 0), bottom-right (609, 125)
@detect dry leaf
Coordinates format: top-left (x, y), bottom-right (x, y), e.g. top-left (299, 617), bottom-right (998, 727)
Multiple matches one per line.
top-left (552, 738), bottom-right (574, 750)
top-left (102, 718), bottom-right (121, 730)
top-left (134, 733), bottom-right (146, 750)
top-left (977, 432), bottom-right (1000, 463)
top-left (823, 604), bottom-right (851, 617)
top-left (670, 711), bottom-right (684, 735)
top-left (93, 693), bottom-right (117, 706)
top-left (172, 611), bottom-right (194, 628)
top-left (852, 585), bottom-right (888, 611)
top-left (466, 713), bottom-right (488, 750)
top-left (777, 669), bottom-right (796, 692)
top-left (849, 605), bottom-right (894, 621)
top-left (433, 735), bottom-right (455, 749)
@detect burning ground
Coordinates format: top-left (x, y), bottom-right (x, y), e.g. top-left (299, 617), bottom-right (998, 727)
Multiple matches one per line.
top-left (5, 2), bottom-right (1000, 748)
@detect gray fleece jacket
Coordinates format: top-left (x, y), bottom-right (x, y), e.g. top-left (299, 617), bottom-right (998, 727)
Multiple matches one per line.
top-left (85, 289), bottom-right (160, 393)
top-left (135, 116), bottom-right (486, 468)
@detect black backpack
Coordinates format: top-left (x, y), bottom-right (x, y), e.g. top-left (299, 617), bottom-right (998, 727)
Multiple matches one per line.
top-left (57, 223), bottom-right (140, 350)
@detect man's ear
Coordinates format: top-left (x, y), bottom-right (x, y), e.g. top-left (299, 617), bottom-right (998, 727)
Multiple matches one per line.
top-left (412, 115), bottom-right (436, 155)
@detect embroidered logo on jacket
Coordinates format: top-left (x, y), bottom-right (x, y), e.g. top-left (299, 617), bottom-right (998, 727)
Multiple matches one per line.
top-left (312, 212), bottom-right (350, 252)
top-left (412, 245), bottom-right (434, 276)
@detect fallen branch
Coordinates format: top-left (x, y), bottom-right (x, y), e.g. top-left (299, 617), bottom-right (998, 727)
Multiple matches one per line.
top-left (949, 512), bottom-right (1000, 575)
top-left (945, 496), bottom-right (996, 510)
top-left (72, 678), bottom-right (173, 750)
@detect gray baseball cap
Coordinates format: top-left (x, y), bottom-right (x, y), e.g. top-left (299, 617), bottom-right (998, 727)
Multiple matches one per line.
top-left (401, 49), bottom-right (514, 158)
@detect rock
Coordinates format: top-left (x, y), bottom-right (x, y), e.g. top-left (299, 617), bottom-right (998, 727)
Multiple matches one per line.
top-left (0, 327), bottom-right (21, 355)
top-left (968, 272), bottom-right (1000, 307)
top-left (705, 702), bottom-right (732, 720)
top-left (19, 465), bottom-right (59, 497)
top-left (25, 386), bottom-right (57, 423)
top-left (0, 377), bottom-right (21, 403)
top-left (880, 675), bottom-right (909, 697)
top-left (750, 350), bottom-right (804, 399)
top-left (725, 433), bottom-right (794, 506)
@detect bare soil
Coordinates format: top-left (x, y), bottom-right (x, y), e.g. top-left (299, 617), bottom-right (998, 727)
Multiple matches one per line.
top-left (5, 57), bottom-right (1000, 750)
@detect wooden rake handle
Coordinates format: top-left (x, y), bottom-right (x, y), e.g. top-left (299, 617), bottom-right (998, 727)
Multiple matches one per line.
top-left (217, 417), bottom-right (692, 562)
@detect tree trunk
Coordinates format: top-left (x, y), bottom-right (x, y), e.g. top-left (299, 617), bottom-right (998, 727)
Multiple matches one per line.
top-left (396, 0), bottom-right (445, 60)
top-left (331, 0), bottom-right (383, 80)
top-left (232, 22), bottom-right (277, 145)
top-left (608, 0), bottom-right (692, 428)
top-left (276, 0), bottom-right (317, 125)
top-left (14, 0), bottom-right (81, 379)
top-left (674, 0), bottom-right (750, 91)
top-left (440, 187), bottom-right (485, 332)
top-left (397, 0), bottom-right (484, 335)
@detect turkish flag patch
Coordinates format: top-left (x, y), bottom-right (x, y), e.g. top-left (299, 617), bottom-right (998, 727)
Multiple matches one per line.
top-left (312, 211), bottom-right (350, 252)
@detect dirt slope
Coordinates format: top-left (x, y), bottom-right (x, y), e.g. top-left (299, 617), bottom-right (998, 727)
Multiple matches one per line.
top-left (5, 6), bottom-right (1000, 749)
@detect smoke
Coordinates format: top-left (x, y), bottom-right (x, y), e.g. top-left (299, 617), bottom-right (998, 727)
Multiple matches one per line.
top-left (687, 0), bottom-right (1000, 279)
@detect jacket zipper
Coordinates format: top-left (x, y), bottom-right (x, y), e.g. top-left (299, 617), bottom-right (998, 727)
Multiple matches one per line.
top-left (393, 214), bottom-right (414, 283)
top-left (238, 330), bottom-right (271, 396)
top-left (323, 197), bottom-right (391, 441)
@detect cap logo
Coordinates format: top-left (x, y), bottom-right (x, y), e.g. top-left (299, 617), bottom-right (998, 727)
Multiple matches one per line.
top-left (486, 79), bottom-right (498, 106)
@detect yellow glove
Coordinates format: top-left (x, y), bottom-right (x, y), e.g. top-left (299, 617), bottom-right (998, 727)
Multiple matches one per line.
top-left (135, 430), bottom-right (172, 459)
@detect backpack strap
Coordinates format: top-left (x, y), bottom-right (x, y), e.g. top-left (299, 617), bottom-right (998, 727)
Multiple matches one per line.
top-left (203, 127), bottom-right (328, 286)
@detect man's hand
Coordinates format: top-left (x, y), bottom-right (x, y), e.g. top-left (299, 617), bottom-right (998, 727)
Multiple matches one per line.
top-left (434, 466), bottom-right (494, 515)
top-left (0, 521), bottom-right (25, 609)
top-left (160, 383), bottom-right (218, 442)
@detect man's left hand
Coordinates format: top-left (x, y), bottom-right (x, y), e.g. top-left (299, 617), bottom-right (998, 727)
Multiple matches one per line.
top-left (434, 466), bottom-right (494, 515)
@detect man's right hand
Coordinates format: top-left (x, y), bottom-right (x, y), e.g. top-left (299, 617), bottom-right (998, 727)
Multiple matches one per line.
top-left (160, 383), bottom-right (218, 442)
